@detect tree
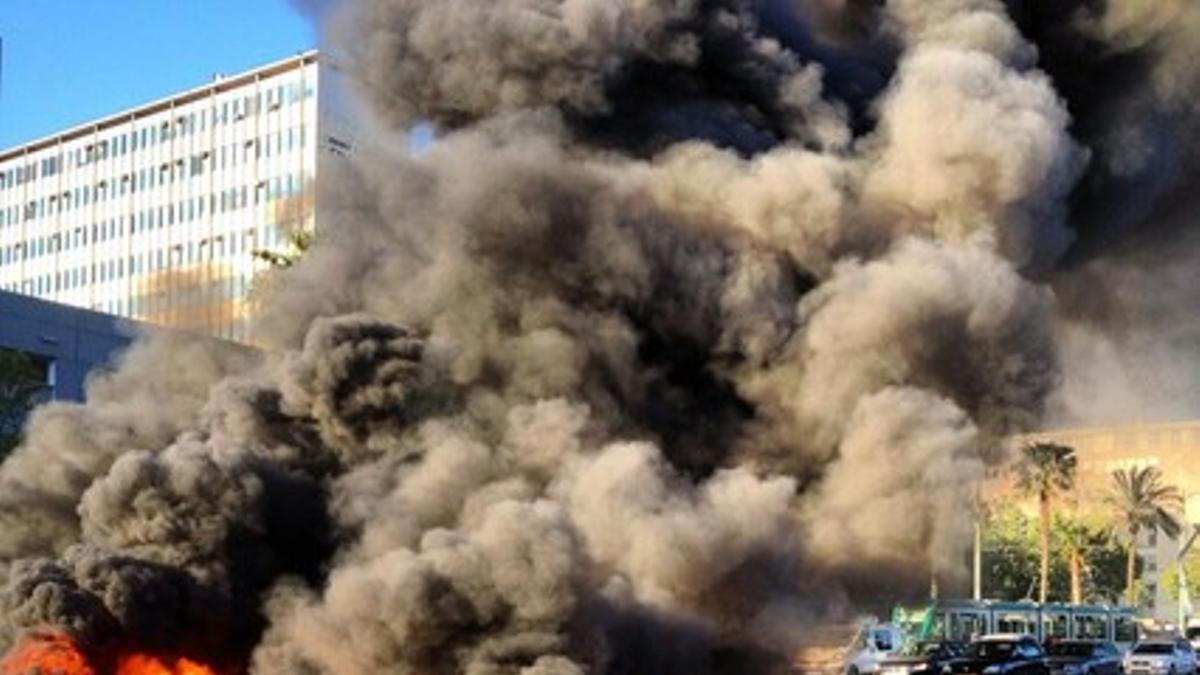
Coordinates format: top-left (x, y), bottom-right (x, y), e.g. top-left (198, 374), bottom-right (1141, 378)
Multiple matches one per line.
top-left (981, 499), bottom-right (1040, 600)
top-left (1106, 466), bottom-right (1183, 606)
top-left (1162, 549), bottom-right (1200, 604)
top-left (1053, 513), bottom-right (1128, 604)
top-left (1015, 442), bottom-right (1077, 604)
top-left (1056, 516), bottom-right (1089, 604)
top-left (0, 348), bottom-right (48, 460)
top-left (981, 500), bottom-right (1129, 603)
top-left (251, 227), bottom-right (313, 269)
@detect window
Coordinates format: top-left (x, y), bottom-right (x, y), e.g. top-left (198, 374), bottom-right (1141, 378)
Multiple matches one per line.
top-left (41, 156), bottom-right (60, 177)
top-left (996, 613), bottom-right (1035, 636)
top-left (1043, 613), bottom-right (1069, 640)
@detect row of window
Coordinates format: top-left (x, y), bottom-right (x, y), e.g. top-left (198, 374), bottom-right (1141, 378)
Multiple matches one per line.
top-left (0, 127), bottom-right (310, 223)
top-left (0, 79), bottom-right (315, 191)
top-left (2, 194), bottom-right (309, 270)
top-left (0, 174), bottom-right (306, 267)
top-left (9, 272), bottom-right (255, 319)
top-left (2, 172), bottom-right (306, 245)
top-left (101, 291), bottom-right (252, 317)
top-left (1, 225), bottom-right (286, 296)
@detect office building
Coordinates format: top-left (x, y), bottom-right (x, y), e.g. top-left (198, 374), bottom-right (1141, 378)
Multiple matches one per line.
top-left (0, 51), bottom-right (350, 342)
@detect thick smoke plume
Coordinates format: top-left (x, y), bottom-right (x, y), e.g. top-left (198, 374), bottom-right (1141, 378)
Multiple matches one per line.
top-left (3, 0), bottom-right (1200, 671)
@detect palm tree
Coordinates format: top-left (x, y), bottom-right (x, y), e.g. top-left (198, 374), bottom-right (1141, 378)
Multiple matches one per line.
top-left (1015, 442), bottom-right (1077, 603)
top-left (1055, 514), bottom-right (1112, 604)
top-left (1105, 466), bottom-right (1184, 606)
top-left (1058, 517), bottom-right (1087, 604)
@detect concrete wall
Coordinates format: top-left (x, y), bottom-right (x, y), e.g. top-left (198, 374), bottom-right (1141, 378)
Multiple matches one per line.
top-left (0, 289), bottom-right (134, 402)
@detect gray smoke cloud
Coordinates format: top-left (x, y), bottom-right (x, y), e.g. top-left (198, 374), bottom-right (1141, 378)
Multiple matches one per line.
top-left (806, 387), bottom-right (981, 576)
top-left (1026, 0), bottom-right (1200, 427)
top-left (1, 0), bottom-right (1196, 671)
top-left (0, 332), bottom-right (255, 562)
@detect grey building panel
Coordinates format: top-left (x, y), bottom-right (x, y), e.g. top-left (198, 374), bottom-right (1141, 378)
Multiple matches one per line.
top-left (0, 289), bottom-right (135, 402)
top-left (75, 328), bottom-right (132, 364)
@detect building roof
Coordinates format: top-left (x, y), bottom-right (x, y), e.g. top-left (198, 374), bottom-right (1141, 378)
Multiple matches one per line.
top-left (1016, 420), bottom-right (1200, 441)
top-left (0, 50), bottom-right (319, 164)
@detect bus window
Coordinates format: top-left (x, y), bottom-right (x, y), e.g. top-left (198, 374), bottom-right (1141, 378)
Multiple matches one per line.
top-left (1043, 613), bottom-right (1069, 640)
top-left (950, 612), bottom-right (987, 641)
top-left (996, 612), bottom-right (1035, 636)
top-left (1073, 614), bottom-right (1105, 640)
top-left (1114, 616), bottom-right (1136, 644)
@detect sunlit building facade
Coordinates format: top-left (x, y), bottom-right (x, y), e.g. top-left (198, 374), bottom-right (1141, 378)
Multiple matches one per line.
top-left (0, 51), bottom-right (350, 341)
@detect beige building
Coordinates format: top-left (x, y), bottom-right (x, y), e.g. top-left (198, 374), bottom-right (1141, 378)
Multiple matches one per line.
top-left (0, 51), bottom-right (353, 342)
top-left (1017, 422), bottom-right (1200, 622)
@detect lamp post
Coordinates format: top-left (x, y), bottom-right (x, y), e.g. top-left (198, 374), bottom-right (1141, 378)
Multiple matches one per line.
top-left (974, 477), bottom-right (985, 601)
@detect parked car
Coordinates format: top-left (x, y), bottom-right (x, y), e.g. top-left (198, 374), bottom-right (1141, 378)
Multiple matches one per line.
top-left (943, 635), bottom-right (1050, 675)
top-left (1043, 640), bottom-right (1121, 675)
top-left (878, 640), bottom-right (966, 675)
top-left (1186, 624), bottom-right (1200, 653)
top-left (845, 623), bottom-right (907, 675)
top-left (1122, 640), bottom-right (1197, 675)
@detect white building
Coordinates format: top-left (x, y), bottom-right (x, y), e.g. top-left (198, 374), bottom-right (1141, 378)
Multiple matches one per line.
top-left (0, 51), bottom-right (351, 342)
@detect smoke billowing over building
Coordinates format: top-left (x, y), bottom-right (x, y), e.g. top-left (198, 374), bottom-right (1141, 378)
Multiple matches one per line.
top-left (1, 0), bottom-right (1200, 672)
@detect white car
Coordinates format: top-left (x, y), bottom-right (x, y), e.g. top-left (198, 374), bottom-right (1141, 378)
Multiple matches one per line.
top-left (1123, 640), bottom-right (1197, 675)
top-left (1186, 625), bottom-right (1200, 653)
top-left (845, 624), bottom-right (906, 675)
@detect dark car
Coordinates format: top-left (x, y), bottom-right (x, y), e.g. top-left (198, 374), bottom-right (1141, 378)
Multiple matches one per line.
top-left (879, 640), bottom-right (967, 675)
top-left (943, 635), bottom-right (1050, 675)
top-left (1044, 641), bottom-right (1121, 675)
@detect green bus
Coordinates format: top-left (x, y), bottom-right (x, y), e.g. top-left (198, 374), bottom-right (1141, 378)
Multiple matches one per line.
top-left (892, 600), bottom-right (1138, 650)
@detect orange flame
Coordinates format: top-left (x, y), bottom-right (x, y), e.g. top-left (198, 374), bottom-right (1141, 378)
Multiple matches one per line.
top-left (116, 654), bottom-right (218, 675)
top-left (1, 633), bottom-right (220, 675)
top-left (1, 632), bottom-right (95, 675)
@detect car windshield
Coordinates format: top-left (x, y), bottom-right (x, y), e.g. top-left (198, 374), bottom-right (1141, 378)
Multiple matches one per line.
top-left (1188, 628), bottom-right (1200, 640)
top-left (1047, 643), bottom-right (1095, 657)
top-left (1133, 644), bottom-right (1174, 655)
top-left (968, 642), bottom-right (1018, 659)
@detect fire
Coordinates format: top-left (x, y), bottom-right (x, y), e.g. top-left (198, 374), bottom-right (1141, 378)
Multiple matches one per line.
top-left (0, 633), bottom-right (219, 675)
top-left (116, 654), bottom-right (218, 675)
top-left (0, 632), bottom-right (94, 675)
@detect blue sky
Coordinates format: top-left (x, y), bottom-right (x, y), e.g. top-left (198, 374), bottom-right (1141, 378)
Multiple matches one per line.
top-left (0, 1), bottom-right (317, 149)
